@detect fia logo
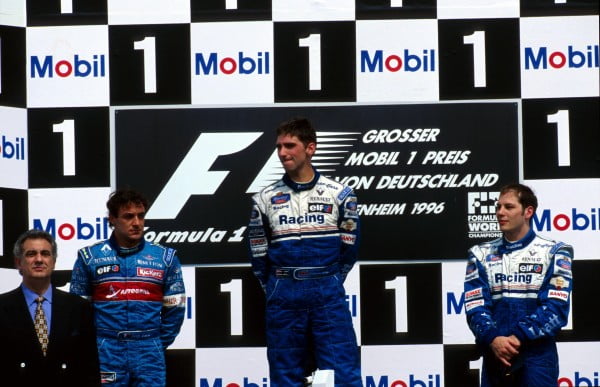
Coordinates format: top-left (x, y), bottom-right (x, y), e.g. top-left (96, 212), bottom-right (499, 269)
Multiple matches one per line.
top-left (467, 192), bottom-right (499, 215)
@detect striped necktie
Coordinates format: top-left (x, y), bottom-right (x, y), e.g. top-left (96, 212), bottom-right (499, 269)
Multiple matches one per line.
top-left (34, 296), bottom-right (49, 356)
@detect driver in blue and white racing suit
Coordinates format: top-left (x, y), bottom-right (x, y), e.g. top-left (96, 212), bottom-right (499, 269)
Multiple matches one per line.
top-left (70, 189), bottom-right (186, 386)
top-left (248, 117), bottom-right (362, 387)
top-left (464, 183), bottom-right (573, 387)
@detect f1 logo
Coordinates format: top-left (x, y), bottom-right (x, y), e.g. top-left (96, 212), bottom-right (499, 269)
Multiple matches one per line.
top-left (145, 131), bottom-right (352, 220)
top-left (146, 132), bottom-right (262, 220)
top-left (467, 192), bottom-right (499, 215)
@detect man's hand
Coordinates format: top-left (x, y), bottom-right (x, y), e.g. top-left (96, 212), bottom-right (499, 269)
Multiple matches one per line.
top-left (490, 335), bottom-right (521, 367)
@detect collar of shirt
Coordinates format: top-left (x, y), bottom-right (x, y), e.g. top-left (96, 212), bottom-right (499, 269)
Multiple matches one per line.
top-left (21, 284), bottom-right (53, 332)
top-left (499, 228), bottom-right (536, 255)
top-left (283, 167), bottom-right (320, 192)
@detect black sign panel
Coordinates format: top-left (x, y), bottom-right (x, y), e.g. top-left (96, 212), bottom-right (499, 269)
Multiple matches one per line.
top-left (522, 97), bottom-right (600, 180)
top-left (28, 107), bottom-right (110, 188)
top-left (166, 349), bottom-right (196, 387)
top-left (520, 0), bottom-right (599, 17)
top-left (0, 26), bottom-right (26, 108)
top-left (443, 345), bottom-right (480, 387)
top-left (26, 0), bottom-right (108, 26)
top-left (355, 0), bottom-right (437, 20)
top-left (438, 18), bottom-right (520, 100)
top-left (274, 22), bottom-right (356, 102)
top-left (557, 259), bottom-right (600, 342)
top-left (0, 188), bottom-right (28, 267)
top-left (115, 103), bottom-right (518, 264)
top-left (109, 24), bottom-right (191, 105)
top-left (195, 266), bottom-right (266, 347)
top-left (360, 263), bottom-right (442, 345)
top-left (190, 0), bottom-right (272, 22)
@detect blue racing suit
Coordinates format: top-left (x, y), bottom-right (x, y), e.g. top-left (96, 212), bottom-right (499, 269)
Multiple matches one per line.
top-left (248, 170), bottom-right (361, 387)
top-left (70, 234), bottom-right (186, 386)
top-left (464, 228), bottom-right (573, 387)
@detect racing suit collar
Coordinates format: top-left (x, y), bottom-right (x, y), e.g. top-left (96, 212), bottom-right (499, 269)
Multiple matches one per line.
top-left (108, 232), bottom-right (146, 256)
top-left (282, 168), bottom-right (320, 192)
top-left (499, 228), bottom-right (536, 254)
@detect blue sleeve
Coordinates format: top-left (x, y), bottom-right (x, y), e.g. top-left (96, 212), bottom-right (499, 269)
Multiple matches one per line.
top-left (69, 248), bottom-right (93, 300)
top-left (248, 198), bottom-right (271, 291)
top-left (338, 189), bottom-right (360, 282)
top-left (160, 250), bottom-right (186, 350)
top-left (513, 243), bottom-right (574, 342)
top-left (464, 248), bottom-right (500, 347)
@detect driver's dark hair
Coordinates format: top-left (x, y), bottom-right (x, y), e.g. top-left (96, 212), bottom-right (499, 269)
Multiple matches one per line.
top-left (276, 117), bottom-right (317, 147)
top-left (499, 183), bottom-right (538, 213)
top-left (107, 189), bottom-right (149, 218)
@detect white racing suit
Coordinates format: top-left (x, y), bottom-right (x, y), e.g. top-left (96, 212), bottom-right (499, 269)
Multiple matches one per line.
top-left (464, 229), bottom-right (573, 387)
top-left (248, 170), bottom-right (362, 387)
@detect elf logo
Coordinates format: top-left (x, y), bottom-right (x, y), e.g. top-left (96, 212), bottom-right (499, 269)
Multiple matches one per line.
top-left (30, 54), bottom-right (107, 78)
top-left (524, 45), bottom-right (599, 69)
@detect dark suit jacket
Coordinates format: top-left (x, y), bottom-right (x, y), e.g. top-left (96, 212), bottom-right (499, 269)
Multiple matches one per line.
top-left (0, 285), bottom-right (100, 387)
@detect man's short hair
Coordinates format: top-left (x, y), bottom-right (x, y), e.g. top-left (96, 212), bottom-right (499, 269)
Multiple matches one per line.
top-left (107, 189), bottom-right (149, 218)
top-left (276, 117), bottom-right (317, 147)
top-left (499, 183), bottom-right (538, 213)
top-left (13, 229), bottom-right (57, 259)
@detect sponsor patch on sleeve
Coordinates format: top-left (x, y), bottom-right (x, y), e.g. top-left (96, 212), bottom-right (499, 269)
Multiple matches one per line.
top-left (465, 263), bottom-right (479, 282)
top-left (550, 276), bottom-right (570, 290)
top-left (337, 186), bottom-right (352, 201)
top-left (555, 258), bottom-right (572, 271)
top-left (465, 287), bottom-right (483, 301)
top-left (344, 196), bottom-right (359, 218)
top-left (340, 233), bottom-right (356, 245)
top-left (548, 289), bottom-right (569, 302)
top-left (163, 293), bottom-right (186, 307)
top-left (249, 208), bottom-right (264, 226)
top-left (340, 219), bottom-right (357, 231)
top-left (465, 299), bottom-right (485, 312)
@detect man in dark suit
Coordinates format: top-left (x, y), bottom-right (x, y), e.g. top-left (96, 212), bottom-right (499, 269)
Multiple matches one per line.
top-left (0, 229), bottom-right (100, 387)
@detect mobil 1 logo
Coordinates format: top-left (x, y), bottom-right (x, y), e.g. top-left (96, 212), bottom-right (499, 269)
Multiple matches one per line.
top-left (360, 263), bottom-right (442, 345)
top-left (109, 24), bottom-right (191, 105)
top-left (195, 266), bottom-right (266, 347)
top-left (26, 0), bottom-right (107, 26)
top-left (274, 21), bottom-right (356, 102)
top-left (27, 107), bottom-right (109, 188)
top-left (438, 19), bottom-right (520, 100)
top-left (0, 26), bottom-right (26, 107)
top-left (522, 97), bottom-right (599, 179)
top-left (190, 0), bottom-right (271, 22)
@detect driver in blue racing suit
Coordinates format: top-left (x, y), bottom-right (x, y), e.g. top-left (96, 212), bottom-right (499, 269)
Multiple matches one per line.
top-left (70, 189), bottom-right (186, 386)
top-left (464, 183), bottom-right (573, 387)
top-left (248, 117), bottom-right (362, 387)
